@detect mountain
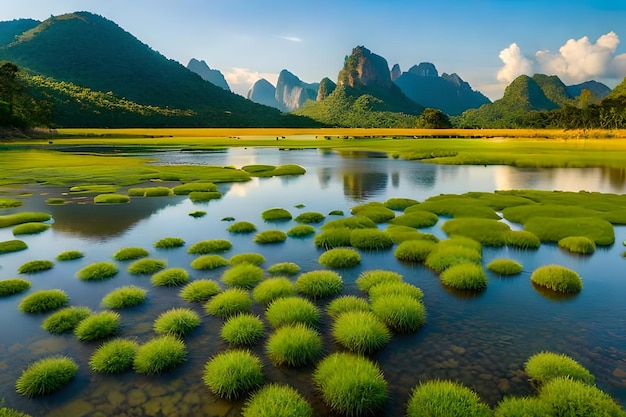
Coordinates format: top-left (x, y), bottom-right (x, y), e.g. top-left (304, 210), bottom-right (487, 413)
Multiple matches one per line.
top-left (390, 64), bottom-right (401, 81)
top-left (186, 58), bottom-right (230, 91)
top-left (566, 80), bottom-right (611, 101)
top-left (275, 69), bottom-right (318, 112)
top-left (317, 77), bottom-right (336, 101)
top-left (247, 78), bottom-right (282, 109)
top-left (0, 19), bottom-right (40, 45)
top-left (394, 62), bottom-right (490, 116)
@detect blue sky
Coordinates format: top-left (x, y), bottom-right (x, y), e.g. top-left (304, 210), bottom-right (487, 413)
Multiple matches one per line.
top-left (2, 0), bottom-right (626, 100)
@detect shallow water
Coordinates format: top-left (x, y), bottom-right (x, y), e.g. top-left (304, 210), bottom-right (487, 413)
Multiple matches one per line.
top-left (1, 148), bottom-right (625, 416)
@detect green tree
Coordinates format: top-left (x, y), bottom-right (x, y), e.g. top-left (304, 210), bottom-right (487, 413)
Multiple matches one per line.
top-left (0, 62), bottom-right (19, 125)
top-left (416, 108), bottom-right (452, 128)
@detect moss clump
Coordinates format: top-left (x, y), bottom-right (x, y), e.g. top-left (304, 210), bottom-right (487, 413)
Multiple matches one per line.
top-left (189, 210), bottom-right (206, 218)
top-left (221, 263), bottom-right (264, 289)
top-left (384, 197), bottom-right (419, 211)
top-left (151, 267), bottom-right (190, 287)
top-left (187, 239), bottom-right (232, 254)
top-left (424, 243), bottom-right (482, 273)
top-left (0, 278), bottom-right (31, 297)
top-left (41, 306), bottom-right (91, 333)
top-left (89, 338), bottom-right (138, 373)
top-left (101, 286), bottom-right (147, 309)
top-left (327, 295), bottom-right (370, 319)
top-left (204, 288), bottom-right (252, 318)
top-left (440, 263), bottom-right (488, 291)
top-left (74, 311), bottom-right (120, 341)
top-left (524, 216), bottom-right (614, 246)
top-left (261, 208), bottom-right (292, 221)
top-left (190, 254), bottom-right (229, 270)
top-left (349, 228), bottom-right (394, 250)
top-left (266, 323), bottom-right (323, 367)
top-left (0, 212), bottom-right (51, 228)
top-left (296, 270), bottom-right (343, 299)
top-left (153, 237), bottom-right (185, 249)
top-left (56, 250), bottom-right (84, 261)
top-left (254, 230), bottom-right (287, 244)
top-left (18, 289), bottom-right (68, 313)
top-left (442, 218), bottom-right (510, 247)
top-left (18, 259), bottom-right (54, 274)
top-left (133, 335), bottom-right (188, 375)
top-left (332, 311), bottom-right (391, 354)
top-left (227, 221), bottom-right (257, 233)
top-left (394, 239), bottom-right (437, 262)
top-left (328, 209), bottom-right (344, 216)
top-left (179, 279), bottom-right (221, 302)
top-left (351, 202), bottom-right (396, 223)
top-left (172, 182), bottom-right (217, 195)
top-left (321, 216), bottom-right (376, 230)
top-left (267, 262), bottom-right (301, 276)
top-left (318, 247), bottom-right (361, 268)
top-left (93, 193), bottom-right (130, 204)
top-left (127, 258), bottom-right (166, 275)
top-left (406, 380), bottom-right (491, 417)
top-left (287, 224), bottom-right (316, 238)
top-left (45, 197), bottom-right (66, 205)
top-left (0, 197), bottom-right (22, 208)
top-left (494, 397), bottom-right (550, 417)
top-left (371, 294), bottom-right (426, 333)
top-left (0, 239), bottom-right (28, 254)
top-left (368, 281), bottom-right (424, 302)
top-left (389, 211), bottom-right (439, 228)
top-left (128, 186), bottom-right (172, 197)
top-left (229, 253), bottom-right (266, 266)
top-left (538, 377), bottom-right (626, 416)
top-left (203, 349), bottom-right (264, 400)
top-left (242, 383), bottom-right (313, 417)
top-left (15, 356), bottom-right (78, 397)
top-left (265, 297), bottom-right (320, 329)
top-left (487, 259), bottom-right (523, 276)
top-left (76, 262), bottom-right (118, 281)
top-left (294, 211), bottom-right (325, 224)
top-left (12, 222), bottom-right (50, 235)
top-left (313, 228), bottom-right (352, 249)
top-left (113, 247), bottom-right (149, 261)
top-left (189, 191), bottom-right (222, 202)
top-left (356, 269), bottom-right (403, 292)
top-left (153, 307), bottom-right (201, 336)
top-left (505, 230), bottom-right (541, 249)
top-left (252, 277), bottom-right (295, 305)
top-left (221, 313), bottom-right (265, 346)
top-left (531, 265), bottom-right (583, 293)
top-left (525, 351), bottom-right (595, 386)
top-left (313, 352), bottom-right (388, 416)
top-left (557, 236), bottom-right (596, 255)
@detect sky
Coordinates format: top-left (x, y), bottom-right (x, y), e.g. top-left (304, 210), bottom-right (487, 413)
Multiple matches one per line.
top-left (2, 0), bottom-right (626, 100)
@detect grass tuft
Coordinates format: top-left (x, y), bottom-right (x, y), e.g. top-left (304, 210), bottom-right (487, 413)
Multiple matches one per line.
top-left (295, 211), bottom-right (325, 224)
top-left (190, 254), bottom-right (229, 270)
top-left (424, 242), bottom-right (482, 273)
top-left (76, 262), bottom-right (118, 281)
top-left (18, 259), bottom-right (54, 274)
top-left (557, 236), bottom-right (596, 255)
top-left (133, 335), bottom-right (187, 375)
top-left (128, 186), bottom-right (172, 197)
top-left (93, 193), bottom-right (130, 204)
top-left (267, 262), bottom-right (301, 276)
top-left (221, 263), bottom-right (264, 289)
top-left (287, 224), bottom-right (316, 237)
top-left (318, 247), bottom-right (361, 268)
top-left (314, 228), bottom-right (352, 249)
top-left (0, 212), bottom-right (51, 228)
top-left (45, 197), bottom-right (66, 205)
top-left (349, 228), bottom-right (394, 250)
top-left (328, 209), bottom-right (344, 216)
top-left (0, 239), bottom-right (28, 254)
top-left (172, 182), bottom-right (217, 195)
top-left (525, 351), bottom-right (595, 387)
top-left (265, 297), bottom-right (320, 328)
top-left (0, 278), bottom-right (31, 297)
top-left (394, 239), bottom-right (437, 262)
top-left (113, 247), bottom-right (149, 261)
top-left (227, 221), bottom-right (257, 233)
top-left (327, 295), bottom-right (370, 319)
top-left (524, 216), bottom-right (614, 246)
top-left (0, 197), bottom-right (23, 208)
top-left (179, 279), bottom-right (221, 302)
top-left (15, 356), bottom-right (78, 397)
top-left (189, 191), bottom-right (222, 202)
top-left (188, 239), bottom-right (232, 254)
top-left (188, 210), bottom-right (206, 218)
top-left (261, 208), bottom-right (292, 221)
top-left (296, 270), bottom-right (343, 299)
top-left (203, 349), bottom-right (264, 400)
top-left (505, 230), bottom-right (541, 249)
top-left (266, 323), bottom-right (323, 367)
top-left (154, 237), bottom-right (185, 249)
top-left (406, 379), bottom-right (491, 417)
top-left (487, 259), bottom-right (523, 276)
top-left (127, 258), bottom-right (166, 275)
top-left (18, 289), bottom-right (68, 313)
top-left (494, 396), bottom-right (550, 417)
top-left (384, 197), bottom-right (419, 211)
top-left (390, 211), bottom-right (439, 228)
top-left (440, 263), bottom-right (488, 291)
top-left (12, 222), bottom-right (50, 235)
top-left (89, 338), bottom-right (138, 373)
top-left (153, 307), bottom-right (201, 336)
top-left (321, 216), bottom-right (376, 230)
top-left (441, 218), bottom-right (510, 246)
top-left (332, 311), bottom-right (391, 354)
top-left (55, 250), bottom-right (84, 261)
top-left (101, 286), bottom-right (147, 309)
top-left (351, 202), bottom-right (396, 223)
top-left (538, 376), bottom-right (626, 416)
top-left (151, 267), bottom-right (190, 287)
top-left (74, 310), bottom-right (120, 341)
top-left (371, 294), bottom-right (426, 333)
top-left (253, 277), bottom-right (295, 305)
top-left (221, 313), bottom-right (265, 346)
top-left (229, 253), bottom-right (266, 266)
top-left (242, 383), bottom-right (313, 417)
top-left (41, 306), bottom-right (91, 333)
top-left (356, 269), bottom-right (403, 292)
top-left (254, 230), bottom-right (287, 244)
top-left (368, 281), bottom-right (424, 302)
top-left (204, 288), bottom-right (252, 318)
top-left (531, 265), bottom-right (583, 293)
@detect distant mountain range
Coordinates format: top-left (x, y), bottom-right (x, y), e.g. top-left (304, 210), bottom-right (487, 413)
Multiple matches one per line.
top-left (186, 58), bottom-right (230, 91)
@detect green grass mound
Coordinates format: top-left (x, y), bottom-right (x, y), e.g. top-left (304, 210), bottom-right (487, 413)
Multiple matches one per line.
top-left (189, 210), bottom-right (206, 218)
top-left (318, 247), bottom-right (361, 268)
top-left (0, 407), bottom-right (33, 417)
top-left (242, 383), bottom-right (313, 417)
top-left (487, 259), bottom-right (523, 276)
top-left (227, 221), bottom-right (257, 233)
top-left (204, 288), bottom-right (252, 318)
top-left (265, 297), bottom-right (320, 328)
top-left (243, 164), bottom-right (306, 177)
top-left (313, 228), bottom-right (352, 249)
top-left (133, 335), bottom-right (187, 375)
top-left (221, 263), bottom-right (264, 289)
top-left (442, 218), bottom-right (511, 247)
top-left (332, 311), bottom-right (391, 354)
top-left (0, 278), bottom-right (31, 297)
top-left (321, 216), bottom-right (377, 230)
top-left (328, 209), bottom-right (344, 216)
top-left (349, 228), bottom-right (394, 250)
top-left (425, 244), bottom-right (482, 273)
top-left (189, 191), bottom-right (222, 202)
top-left (94, 193), bottom-right (130, 204)
top-left (128, 186), bottom-right (172, 197)
top-left (368, 281), bottom-right (424, 302)
top-left (313, 352), bottom-right (388, 416)
top-left (505, 230), bottom-right (541, 249)
top-left (502, 204), bottom-right (599, 224)
top-left (153, 307), bottom-right (201, 337)
top-left (190, 254), bottom-right (229, 270)
top-left (253, 277), bottom-right (295, 305)
top-left (18, 259), bottom-right (54, 274)
top-left (45, 197), bottom-right (66, 205)
top-left (15, 356), bottom-right (78, 397)
top-left (371, 294), bottom-right (426, 333)
top-left (0, 239), bottom-right (28, 254)
top-left (41, 306), bottom-right (91, 333)
top-left (74, 311), bottom-right (120, 341)
top-left (437, 236), bottom-right (483, 251)
top-left (221, 313), bottom-right (265, 346)
top-left (12, 222), bottom-right (50, 235)
top-left (356, 269), bottom-right (403, 292)
top-left (538, 377), bottom-right (626, 416)
top-left (287, 224), bottom-right (316, 238)
top-left (557, 236), bottom-right (596, 255)
top-left (525, 351), bottom-right (595, 386)
top-left (254, 230), bottom-right (287, 244)
top-left (406, 379), bottom-right (491, 417)
top-left (531, 265), bottom-right (583, 293)
top-left (153, 237), bottom-right (185, 249)
top-left (351, 202), bottom-right (396, 223)
top-left (296, 270), bottom-right (343, 299)
top-left (172, 182), bottom-right (218, 195)
top-left (295, 211), bottom-right (325, 224)
top-left (102, 286), bottom-right (147, 309)
top-left (494, 396), bottom-right (550, 417)
top-left (151, 267), bottom-right (190, 287)
top-left (440, 263), bottom-right (488, 291)
top-left (113, 247), bottom-right (149, 261)
top-left (266, 323), bottom-right (323, 367)
top-left (0, 212), bottom-right (51, 228)
top-left (267, 262), bottom-right (301, 276)
top-left (389, 211), bottom-right (439, 228)
top-left (229, 253), bottom-right (266, 266)
top-left (384, 197), bottom-right (419, 211)
top-left (69, 185), bottom-right (116, 194)
top-left (524, 217), bottom-right (614, 246)
top-left (18, 289), bottom-right (68, 313)
top-left (179, 279), bottom-right (221, 302)
top-left (203, 349), bottom-right (264, 400)
top-left (76, 262), bottom-right (118, 281)
top-left (394, 239), bottom-right (437, 262)
top-left (56, 250), bottom-right (84, 261)
top-left (262, 208), bottom-right (292, 222)
top-left (89, 338), bottom-right (138, 373)
top-left (0, 197), bottom-right (22, 208)
top-left (327, 295), bottom-right (370, 319)
top-left (127, 258), bottom-right (166, 275)
top-left (188, 239), bottom-right (233, 254)
top-left (406, 197), bottom-right (500, 219)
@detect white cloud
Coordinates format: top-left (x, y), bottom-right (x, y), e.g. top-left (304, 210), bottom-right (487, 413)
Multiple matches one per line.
top-left (276, 35), bottom-right (302, 42)
top-left (223, 68), bottom-right (279, 96)
top-left (496, 43), bottom-right (533, 83)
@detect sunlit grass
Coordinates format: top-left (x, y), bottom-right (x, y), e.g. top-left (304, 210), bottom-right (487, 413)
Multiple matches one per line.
top-left (15, 356), bottom-right (78, 397)
top-left (221, 263), bottom-right (264, 289)
top-left (154, 237), bottom-right (185, 249)
top-left (318, 247), bottom-right (361, 268)
top-left (113, 247), bottom-right (149, 261)
top-left (89, 338), bottom-right (138, 373)
top-left (0, 212), bottom-right (51, 228)
top-left (18, 289), bottom-right (68, 313)
top-left (229, 253), bottom-right (266, 265)
top-left (127, 258), bottom-right (166, 275)
top-left (265, 297), bottom-right (320, 328)
top-left (204, 288), bottom-right (252, 318)
top-left (531, 264), bottom-right (583, 293)
top-left (133, 335), bottom-right (187, 375)
top-left (101, 286), bottom-right (147, 309)
top-left (266, 323), bottom-right (322, 367)
top-left (153, 307), bottom-right (201, 337)
top-left (190, 254), bottom-right (229, 270)
top-left (221, 313), bottom-right (265, 346)
top-left (188, 239), bottom-right (232, 254)
top-left (179, 279), bottom-right (221, 302)
top-left (12, 222), bottom-right (50, 235)
top-left (254, 230), bottom-right (287, 244)
top-left (267, 262), bottom-right (301, 276)
top-left (242, 383), bottom-right (313, 417)
top-left (253, 277), bottom-right (295, 305)
top-left (56, 250), bottom-right (84, 261)
top-left (41, 306), bottom-right (91, 333)
top-left (296, 270), bottom-right (343, 299)
top-left (74, 310), bottom-right (120, 341)
top-left (0, 239), bottom-right (28, 254)
top-left (0, 278), bottom-right (31, 297)
top-left (487, 259), bottom-right (523, 276)
top-left (525, 351), bottom-right (595, 387)
top-left (151, 267), bottom-right (190, 287)
top-left (203, 349), bottom-right (263, 400)
top-left (76, 262), bottom-right (118, 281)
top-left (407, 380), bottom-right (491, 417)
top-left (93, 193), bottom-right (130, 204)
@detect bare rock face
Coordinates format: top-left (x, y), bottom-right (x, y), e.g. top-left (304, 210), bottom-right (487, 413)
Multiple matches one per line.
top-left (408, 62), bottom-right (438, 77)
top-left (186, 58), bottom-right (230, 91)
top-left (337, 46), bottom-right (393, 90)
top-left (247, 79), bottom-right (282, 110)
top-left (390, 64), bottom-right (401, 81)
top-left (275, 69), bottom-right (318, 111)
top-left (316, 77), bottom-right (336, 101)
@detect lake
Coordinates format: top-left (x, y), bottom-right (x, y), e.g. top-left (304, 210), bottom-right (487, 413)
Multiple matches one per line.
top-left (1, 147), bottom-right (625, 416)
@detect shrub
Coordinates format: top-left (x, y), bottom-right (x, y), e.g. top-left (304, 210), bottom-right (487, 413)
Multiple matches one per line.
top-left (313, 352), bottom-right (388, 416)
top-left (349, 228), bottom-right (394, 250)
top-left (265, 297), bottom-right (320, 328)
top-left (394, 239), bottom-right (437, 262)
top-left (368, 281), bottom-right (424, 302)
top-left (327, 295), bottom-right (370, 319)
top-left (321, 216), bottom-right (376, 230)
top-left (505, 230), bottom-right (541, 249)
top-left (154, 237), bottom-right (185, 249)
top-left (295, 211), bottom-right (325, 224)
top-left (266, 323), bottom-right (323, 367)
top-left (133, 335), bottom-right (187, 375)
top-left (189, 210), bottom-right (206, 218)
top-left (188, 239), bottom-right (232, 254)
top-left (254, 230), bottom-right (287, 244)
top-left (203, 350), bottom-right (264, 401)
top-left (89, 338), bottom-right (138, 373)
top-left (74, 311), bottom-right (120, 341)
top-left (253, 277), bottom-right (295, 305)
top-left (530, 265), bottom-right (583, 293)
top-left (355, 269), bottom-right (403, 292)
top-left (15, 356), bottom-right (78, 397)
top-left (371, 294), bottom-right (426, 333)
top-left (172, 182), bottom-right (217, 195)
top-left (0, 278), bottom-right (31, 297)
top-left (221, 263), bottom-right (264, 289)
top-left (153, 307), bottom-right (201, 336)
top-left (384, 197), bottom-right (419, 211)
top-left (0, 212), bottom-right (51, 228)
top-left (190, 254), bottom-right (228, 270)
top-left (242, 383), bottom-right (313, 417)
top-left (287, 225), bottom-right (316, 238)
top-left (296, 270), bottom-right (343, 299)
top-left (525, 351), bottom-right (595, 386)
top-left (151, 268), bottom-right (190, 287)
top-left (328, 209), bottom-right (344, 216)
top-left (261, 208), bottom-right (292, 221)
top-left (179, 279), bottom-right (221, 302)
top-left (56, 250), bottom-right (84, 261)
top-left (102, 286), bottom-right (147, 309)
top-left (494, 396), bottom-right (550, 417)
top-left (314, 228), bottom-right (352, 249)
top-left (189, 191), bottom-right (222, 202)
top-left (18, 289), bottom-right (68, 313)
top-left (332, 311), bottom-right (391, 354)
top-left (351, 202), bottom-right (396, 223)
top-left (267, 262), bottom-right (301, 276)
top-left (539, 377), bottom-right (626, 416)
top-left (12, 222), bottom-right (50, 235)
top-left (557, 236), bottom-right (596, 255)
top-left (128, 258), bottom-right (166, 275)
top-left (204, 288), bottom-right (252, 318)
top-left (0, 239), bottom-right (28, 254)
top-left (227, 221), bottom-right (257, 233)
top-left (94, 193), bottom-right (130, 204)
top-left (406, 380), bottom-right (491, 417)
top-left (440, 263), bottom-right (488, 290)
top-left (221, 313), bottom-right (265, 346)
top-left (487, 259), bottom-right (523, 276)
top-left (113, 247), bottom-right (149, 261)
top-left (318, 247), bottom-right (361, 268)
top-left (41, 306), bottom-right (91, 333)
top-left (18, 259), bottom-right (54, 274)
top-left (389, 211), bottom-right (439, 228)
top-left (76, 262), bottom-right (118, 281)
top-left (229, 253), bottom-right (266, 266)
